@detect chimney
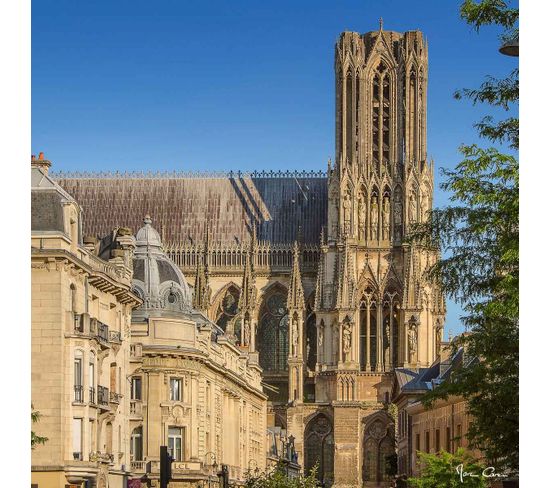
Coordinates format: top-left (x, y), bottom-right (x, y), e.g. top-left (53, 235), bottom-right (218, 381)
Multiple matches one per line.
top-left (31, 151), bottom-right (52, 174)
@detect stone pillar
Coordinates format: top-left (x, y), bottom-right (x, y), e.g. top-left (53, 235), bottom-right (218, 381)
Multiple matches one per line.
top-left (333, 406), bottom-right (360, 488)
top-left (365, 297), bottom-right (371, 371)
top-left (376, 299), bottom-right (383, 372)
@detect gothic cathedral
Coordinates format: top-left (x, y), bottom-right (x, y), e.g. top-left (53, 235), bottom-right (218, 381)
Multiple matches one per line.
top-left (57, 24), bottom-right (445, 488)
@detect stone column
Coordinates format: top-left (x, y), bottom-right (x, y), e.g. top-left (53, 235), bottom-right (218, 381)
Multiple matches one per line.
top-left (365, 296), bottom-right (371, 371)
top-left (376, 298), bottom-right (383, 372)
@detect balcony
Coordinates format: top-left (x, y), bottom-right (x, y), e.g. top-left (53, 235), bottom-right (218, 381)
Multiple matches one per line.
top-left (98, 386), bottom-right (109, 408)
top-left (130, 400), bottom-right (143, 416)
top-left (74, 313), bottom-right (85, 333)
top-left (89, 387), bottom-right (96, 405)
top-left (97, 322), bottom-right (109, 343)
top-left (74, 385), bottom-right (84, 403)
top-left (131, 460), bottom-right (146, 472)
top-left (110, 391), bottom-right (123, 404)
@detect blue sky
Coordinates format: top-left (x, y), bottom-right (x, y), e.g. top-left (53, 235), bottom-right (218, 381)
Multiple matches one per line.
top-left (32, 0), bottom-right (518, 336)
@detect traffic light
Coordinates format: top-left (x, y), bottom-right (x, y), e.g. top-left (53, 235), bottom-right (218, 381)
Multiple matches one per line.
top-left (160, 446), bottom-right (172, 488)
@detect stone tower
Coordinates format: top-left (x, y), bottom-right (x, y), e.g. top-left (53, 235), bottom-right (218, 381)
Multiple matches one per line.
top-left (288, 24), bottom-right (446, 488)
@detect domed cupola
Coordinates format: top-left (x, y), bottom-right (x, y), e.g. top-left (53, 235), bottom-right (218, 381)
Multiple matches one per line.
top-left (132, 215), bottom-right (192, 320)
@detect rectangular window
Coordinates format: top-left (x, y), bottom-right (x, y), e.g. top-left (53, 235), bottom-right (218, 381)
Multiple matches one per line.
top-left (425, 431), bottom-right (430, 453)
top-left (72, 418), bottom-right (83, 460)
top-left (74, 356), bottom-right (83, 402)
top-left (435, 429), bottom-right (440, 452)
top-left (446, 426), bottom-right (451, 453)
top-left (168, 427), bottom-right (183, 461)
top-left (131, 377), bottom-right (142, 400)
top-left (170, 378), bottom-right (182, 401)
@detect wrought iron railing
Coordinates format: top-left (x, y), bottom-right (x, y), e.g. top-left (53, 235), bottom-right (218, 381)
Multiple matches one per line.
top-left (89, 387), bottom-right (96, 404)
top-left (97, 322), bottom-right (109, 343)
top-left (74, 385), bottom-right (84, 403)
top-left (98, 386), bottom-right (109, 406)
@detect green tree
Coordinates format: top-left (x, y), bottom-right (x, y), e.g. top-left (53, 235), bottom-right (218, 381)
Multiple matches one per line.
top-left (408, 0), bottom-right (518, 473)
top-left (31, 404), bottom-right (48, 448)
top-left (408, 449), bottom-right (489, 488)
top-left (244, 462), bottom-right (319, 488)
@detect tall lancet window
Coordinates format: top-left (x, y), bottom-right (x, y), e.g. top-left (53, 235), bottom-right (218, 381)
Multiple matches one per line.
top-left (372, 62), bottom-right (389, 174)
top-left (346, 70), bottom-right (353, 160)
top-left (355, 73), bottom-right (360, 155)
top-left (409, 70), bottom-right (417, 164)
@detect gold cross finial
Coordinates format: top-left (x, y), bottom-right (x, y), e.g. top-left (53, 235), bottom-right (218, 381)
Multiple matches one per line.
top-left (379, 17), bottom-right (383, 31)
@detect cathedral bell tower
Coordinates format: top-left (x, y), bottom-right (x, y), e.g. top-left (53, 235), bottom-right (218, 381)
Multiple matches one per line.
top-left (299, 24), bottom-right (445, 487)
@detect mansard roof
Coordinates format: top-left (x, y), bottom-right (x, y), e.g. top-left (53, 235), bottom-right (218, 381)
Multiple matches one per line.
top-left (54, 170), bottom-right (328, 247)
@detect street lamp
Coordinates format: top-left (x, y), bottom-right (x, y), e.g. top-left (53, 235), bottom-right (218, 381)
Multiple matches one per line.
top-left (499, 36), bottom-right (519, 57)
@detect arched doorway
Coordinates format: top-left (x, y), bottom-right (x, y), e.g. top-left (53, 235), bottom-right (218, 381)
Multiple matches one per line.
top-left (304, 414), bottom-right (334, 486)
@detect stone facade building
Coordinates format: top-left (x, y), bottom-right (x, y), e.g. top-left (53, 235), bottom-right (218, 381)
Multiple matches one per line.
top-left (31, 154), bottom-right (141, 488)
top-left (127, 216), bottom-right (267, 486)
top-left (55, 24), bottom-right (445, 488)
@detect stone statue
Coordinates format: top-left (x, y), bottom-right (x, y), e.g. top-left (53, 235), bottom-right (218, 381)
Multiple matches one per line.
top-left (370, 197), bottom-right (379, 240)
top-left (382, 196), bottom-right (390, 240)
top-left (318, 322), bottom-right (324, 347)
top-left (343, 192), bottom-right (352, 233)
top-left (408, 323), bottom-right (418, 363)
top-left (409, 193), bottom-right (417, 224)
top-left (243, 316), bottom-right (250, 346)
top-left (292, 316), bottom-right (299, 355)
top-left (342, 321), bottom-right (352, 362)
top-left (358, 196), bottom-right (366, 236)
top-left (384, 320), bottom-right (391, 367)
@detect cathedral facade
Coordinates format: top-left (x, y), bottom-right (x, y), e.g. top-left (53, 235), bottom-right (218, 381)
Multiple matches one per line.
top-left (57, 25), bottom-right (445, 488)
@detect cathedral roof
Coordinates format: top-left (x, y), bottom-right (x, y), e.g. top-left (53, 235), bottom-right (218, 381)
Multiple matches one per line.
top-left (54, 171), bottom-right (328, 247)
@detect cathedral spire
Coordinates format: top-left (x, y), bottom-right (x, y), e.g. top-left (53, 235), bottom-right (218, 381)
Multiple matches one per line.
top-left (192, 225), bottom-right (211, 313)
top-left (287, 241), bottom-right (305, 311)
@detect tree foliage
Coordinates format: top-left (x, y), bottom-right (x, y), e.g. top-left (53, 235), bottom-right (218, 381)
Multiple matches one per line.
top-left (407, 0), bottom-right (518, 474)
top-left (244, 463), bottom-right (319, 488)
top-left (31, 404), bottom-right (48, 449)
top-left (408, 449), bottom-right (490, 488)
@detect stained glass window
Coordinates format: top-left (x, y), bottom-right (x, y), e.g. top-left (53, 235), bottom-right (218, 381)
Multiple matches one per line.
top-left (215, 286), bottom-right (240, 333)
top-left (304, 415), bottom-right (334, 486)
top-left (258, 292), bottom-right (288, 372)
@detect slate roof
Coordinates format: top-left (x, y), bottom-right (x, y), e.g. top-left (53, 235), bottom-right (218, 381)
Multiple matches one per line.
top-left (54, 172), bottom-right (328, 246)
top-left (32, 166), bottom-right (78, 233)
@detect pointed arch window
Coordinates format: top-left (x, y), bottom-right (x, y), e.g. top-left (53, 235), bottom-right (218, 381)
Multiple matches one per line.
top-left (258, 290), bottom-right (288, 372)
top-left (215, 286), bottom-right (240, 333)
top-left (304, 414), bottom-right (334, 486)
top-left (363, 417), bottom-right (395, 484)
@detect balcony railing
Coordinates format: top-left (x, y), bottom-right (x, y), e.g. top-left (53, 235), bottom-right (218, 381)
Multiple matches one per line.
top-left (131, 461), bottom-right (146, 472)
top-left (97, 322), bottom-right (109, 343)
top-left (110, 391), bottom-right (123, 404)
top-left (74, 385), bottom-right (84, 403)
top-left (89, 387), bottom-right (96, 404)
top-left (109, 330), bottom-right (121, 343)
top-left (90, 451), bottom-right (114, 464)
top-left (130, 400), bottom-right (143, 416)
top-left (98, 386), bottom-right (109, 406)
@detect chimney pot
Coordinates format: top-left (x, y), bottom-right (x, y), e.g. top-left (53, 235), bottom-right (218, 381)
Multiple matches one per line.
top-left (38, 152), bottom-right (44, 160)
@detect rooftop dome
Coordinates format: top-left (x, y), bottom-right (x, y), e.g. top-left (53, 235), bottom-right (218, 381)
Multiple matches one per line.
top-left (132, 215), bottom-right (192, 320)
